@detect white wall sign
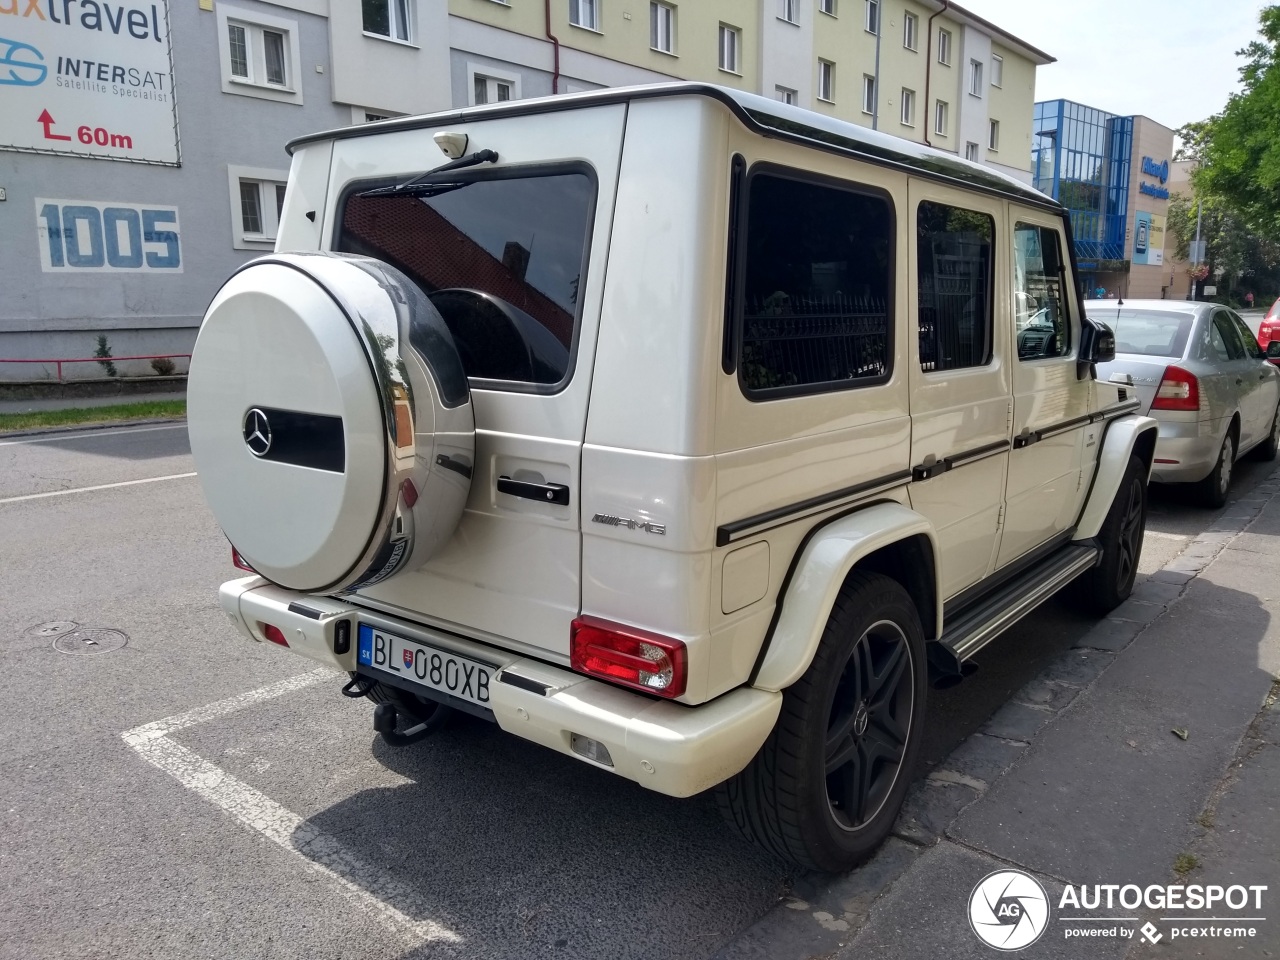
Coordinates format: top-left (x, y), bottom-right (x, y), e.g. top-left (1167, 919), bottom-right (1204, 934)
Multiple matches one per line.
top-left (36, 197), bottom-right (182, 272)
top-left (0, 1), bottom-right (178, 165)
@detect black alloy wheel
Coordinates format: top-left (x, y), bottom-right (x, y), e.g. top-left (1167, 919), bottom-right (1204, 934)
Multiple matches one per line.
top-left (1114, 473), bottom-right (1145, 595)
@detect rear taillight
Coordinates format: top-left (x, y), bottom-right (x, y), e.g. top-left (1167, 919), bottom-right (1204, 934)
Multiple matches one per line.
top-left (570, 616), bottom-right (687, 699)
top-left (232, 546), bottom-right (255, 573)
top-left (259, 622), bottom-right (289, 646)
top-left (1260, 321), bottom-right (1280, 347)
top-left (1151, 365), bottom-right (1201, 411)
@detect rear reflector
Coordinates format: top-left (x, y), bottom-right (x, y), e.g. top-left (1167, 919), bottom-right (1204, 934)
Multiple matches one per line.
top-left (570, 616), bottom-right (688, 698)
top-left (259, 622), bottom-right (289, 647)
top-left (569, 733), bottom-right (615, 767)
top-left (1151, 365), bottom-right (1201, 412)
top-left (231, 546), bottom-right (255, 573)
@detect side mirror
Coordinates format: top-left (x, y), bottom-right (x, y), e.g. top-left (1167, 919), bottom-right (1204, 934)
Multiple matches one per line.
top-left (1083, 318), bottom-right (1117, 363)
top-left (1267, 341), bottom-right (1280, 359)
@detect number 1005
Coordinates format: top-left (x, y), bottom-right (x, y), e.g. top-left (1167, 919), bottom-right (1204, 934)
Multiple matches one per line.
top-left (37, 200), bottom-right (181, 272)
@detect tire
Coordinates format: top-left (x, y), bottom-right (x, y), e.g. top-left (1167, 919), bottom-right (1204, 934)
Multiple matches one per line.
top-left (1255, 404), bottom-right (1280, 462)
top-left (1197, 429), bottom-right (1236, 508)
top-left (1074, 454), bottom-right (1147, 616)
top-left (717, 572), bottom-right (927, 873)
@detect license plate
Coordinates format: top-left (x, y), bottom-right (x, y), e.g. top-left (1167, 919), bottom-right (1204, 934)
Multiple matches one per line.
top-left (357, 624), bottom-right (493, 708)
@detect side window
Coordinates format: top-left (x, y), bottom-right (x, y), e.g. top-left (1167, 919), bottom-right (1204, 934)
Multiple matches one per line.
top-left (917, 201), bottom-right (994, 371)
top-left (1013, 223), bottom-right (1071, 360)
top-left (736, 170), bottom-right (893, 397)
top-left (1227, 310), bottom-right (1264, 359)
top-left (1211, 312), bottom-right (1246, 361)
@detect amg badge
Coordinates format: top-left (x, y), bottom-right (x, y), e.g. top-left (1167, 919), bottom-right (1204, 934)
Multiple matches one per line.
top-left (591, 513), bottom-right (666, 536)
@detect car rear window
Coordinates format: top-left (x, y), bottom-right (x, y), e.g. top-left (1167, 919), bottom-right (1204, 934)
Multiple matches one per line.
top-left (1090, 310), bottom-right (1193, 358)
top-left (337, 168), bottom-right (595, 389)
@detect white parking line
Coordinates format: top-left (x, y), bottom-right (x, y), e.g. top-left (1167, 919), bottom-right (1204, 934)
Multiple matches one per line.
top-left (121, 669), bottom-right (460, 950)
top-left (0, 472), bottom-right (197, 505)
top-left (0, 423), bottom-right (187, 446)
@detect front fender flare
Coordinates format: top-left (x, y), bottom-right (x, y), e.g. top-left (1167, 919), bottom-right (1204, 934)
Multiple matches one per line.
top-left (1074, 414), bottom-right (1158, 541)
top-left (753, 503), bottom-right (940, 693)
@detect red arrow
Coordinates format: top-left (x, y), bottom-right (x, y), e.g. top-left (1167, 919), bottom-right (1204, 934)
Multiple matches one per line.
top-left (38, 109), bottom-right (72, 142)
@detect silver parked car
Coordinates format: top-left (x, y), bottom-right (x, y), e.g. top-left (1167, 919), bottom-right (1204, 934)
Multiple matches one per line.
top-left (1091, 300), bottom-right (1280, 506)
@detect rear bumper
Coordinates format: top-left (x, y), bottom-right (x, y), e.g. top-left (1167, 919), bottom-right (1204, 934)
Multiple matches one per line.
top-left (1149, 417), bottom-right (1224, 484)
top-left (219, 578), bottom-right (780, 797)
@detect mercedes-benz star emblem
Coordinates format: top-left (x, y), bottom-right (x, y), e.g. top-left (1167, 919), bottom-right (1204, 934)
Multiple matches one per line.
top-left (243, 408), bottom-right (273, 458)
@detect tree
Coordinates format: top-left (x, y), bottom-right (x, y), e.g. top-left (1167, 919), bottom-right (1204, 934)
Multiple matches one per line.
top-left (1166, 192), bottom-right (1280, 299)
top-left (1188, 6), bottom-right (1280, 232)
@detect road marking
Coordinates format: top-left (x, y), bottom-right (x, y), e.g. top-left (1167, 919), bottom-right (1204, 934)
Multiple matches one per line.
top-left (0, 422), bottom-right (186, 447)
top-left (0, 472), bottom-right (197, 505)
top-left (121, 669), bottom-right (460, 950)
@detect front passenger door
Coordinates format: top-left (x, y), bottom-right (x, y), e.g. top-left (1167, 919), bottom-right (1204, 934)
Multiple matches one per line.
top-left (997, 215), bottom-right (1091, 568)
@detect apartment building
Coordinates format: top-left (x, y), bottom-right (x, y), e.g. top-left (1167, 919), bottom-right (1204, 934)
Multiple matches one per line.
top-left (0, 0), bottom-right (1050, 376)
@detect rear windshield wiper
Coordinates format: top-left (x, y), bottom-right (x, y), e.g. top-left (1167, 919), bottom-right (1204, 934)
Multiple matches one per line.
top-left (357, 149), bottom-right (499, 198)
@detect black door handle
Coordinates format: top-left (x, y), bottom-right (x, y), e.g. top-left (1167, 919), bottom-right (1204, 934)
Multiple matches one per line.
top-left (497, 476), bottom-right (570, 505)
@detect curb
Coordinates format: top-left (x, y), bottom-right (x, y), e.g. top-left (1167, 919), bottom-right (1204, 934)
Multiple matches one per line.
top-left (0, 417), bottom-right (187, 441)
top-left (892, 467), bottom-right (1280, 845)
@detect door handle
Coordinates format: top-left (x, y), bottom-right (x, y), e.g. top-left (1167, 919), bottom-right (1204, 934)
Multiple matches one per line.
top-left (497, 476), bottom-right (570, 505)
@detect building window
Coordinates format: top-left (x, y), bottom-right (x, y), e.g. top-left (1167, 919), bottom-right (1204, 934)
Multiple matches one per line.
top-left (780, 0), bottom-right (798, 22)
top-left (1014, 223), bottom-right (1071, 360)
top-left (937, 27), bottom-right (951, 65)
top-left (718, 24), bottom-right (740, 73)
top-left (468, 64), bottom-right (520, 105)
top-left (991, 53), bottom-right (1003, 87)
top-left (776, 85), bottom-right (797, 105)
top-left (735, 170), bottom-right (893, 397)
top-left (935, 99), bottom-right (948, 137)
top-left (217, 5), bottom-right (302, 104)
top-left (362, 0), bottom-right (411, 42)
top-left (969, 59), bottom-right (983, 96)
top-left (227, 165), bottom-right (289, 249)
top-left (988, 119), bottom-right (1000, 151)
top-left (865, 0), bottom-right (878, 34)
top-left (365, 112), bottom-right (391, 122)
top-left (965, 141), bottom-right (979, 161)
top-left (862, 73), bottom-right (876, 114)
top-left (903, 12), bottom-right (917, 50)
top-left (819, 0), bottom-right (836, 15)
top-left (917, 201), bottom-right (994, 371)
top-left (818, 60), bottom-right (835, 102)
top-left (900, 87), bottom-right (915, 126)
top-left (651, 2), bottom-right (675, 51)
top-left (570, 0), bottom-right (599, 30)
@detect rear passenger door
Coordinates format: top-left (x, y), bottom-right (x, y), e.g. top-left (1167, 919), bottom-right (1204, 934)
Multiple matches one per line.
top-left (906, 182), bottom-right (1011, 600)
top-left (1222, 309), bottom-right (1273, 448)
top-left (997, 213), bottom-right (1091, 568)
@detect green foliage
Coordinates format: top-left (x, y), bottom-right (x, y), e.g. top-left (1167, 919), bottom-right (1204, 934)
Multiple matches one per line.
top-left (1189, 6), bottom-right (1280, 232)
top-left (150, 357), bottom-right (177, 376)
top-left (93, 335), bottom-right (117, 378)
top-left (0, 400), bottom-right (185, 434)
top-left (1167, 192), bottom-right (1280, 299)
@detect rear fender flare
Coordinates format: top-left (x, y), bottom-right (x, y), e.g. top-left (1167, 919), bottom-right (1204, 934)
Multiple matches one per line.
top-left (753, 503), bottom-right (940, 693)
top-left (1074, 414), bottom-right (1158, 540)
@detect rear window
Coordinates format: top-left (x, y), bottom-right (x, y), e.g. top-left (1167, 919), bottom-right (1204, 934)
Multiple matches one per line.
top-left (1088, 309), bottom-right (1193, 358)
top-left (337, 168), bottom-right (595, 389)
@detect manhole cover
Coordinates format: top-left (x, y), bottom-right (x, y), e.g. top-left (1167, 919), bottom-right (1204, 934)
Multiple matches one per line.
top-left (53, 628), bottom-right (128, 656)
top-left (25, 621), bottom-right (79, 638)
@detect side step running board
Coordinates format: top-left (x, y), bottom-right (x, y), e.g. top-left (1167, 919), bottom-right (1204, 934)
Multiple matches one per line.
top-left (933, 543), bottom-right (1099, 672)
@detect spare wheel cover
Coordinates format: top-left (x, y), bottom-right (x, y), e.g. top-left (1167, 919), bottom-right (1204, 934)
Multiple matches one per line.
top-left (188, 253), bottom-right (473, 592)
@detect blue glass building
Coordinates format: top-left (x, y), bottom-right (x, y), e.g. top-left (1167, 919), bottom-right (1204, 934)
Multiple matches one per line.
top-left (1033, 99), bottom-right (1174, 298)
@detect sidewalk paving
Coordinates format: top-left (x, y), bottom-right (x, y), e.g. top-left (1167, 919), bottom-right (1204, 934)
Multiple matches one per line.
top-left (718, 469), bottom-right (1280, 960)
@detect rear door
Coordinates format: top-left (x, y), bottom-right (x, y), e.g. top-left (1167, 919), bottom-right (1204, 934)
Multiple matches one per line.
top-left (1225, 309), bottom-right (1279, 445)
top-left (324, 106), bottom-right (627, 660)
top-left (1209, 309), bottom-right (1260, 447)
top-left (906, 181), bottom-right (1011, 599)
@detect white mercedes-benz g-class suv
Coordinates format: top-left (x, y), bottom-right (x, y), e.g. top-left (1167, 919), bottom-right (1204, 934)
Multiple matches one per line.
top-left (188, 83), bottom-right (1156, 872)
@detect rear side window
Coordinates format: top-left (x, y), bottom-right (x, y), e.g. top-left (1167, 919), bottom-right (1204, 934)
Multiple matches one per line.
top-left (916, 201), bottom-right (994, 371)
top-left (735, 168), bottom-right (893, 398)
top-left (338, 169), bottom-right (595, 389)
top-left (1210, 312), bottom-right (1247, 361)
top-left (1013, 223), bottom-right (1072, 361)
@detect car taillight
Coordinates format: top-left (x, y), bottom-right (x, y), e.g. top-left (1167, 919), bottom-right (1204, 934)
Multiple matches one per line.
top-left (570, 616), bottom-right (687, 698)
top-left (1260, 321), bottom-right (1280, 346)
top-left (1151, 365), bottom-right (1201, 412)
top-left (232, 546), bottom-right (256, 573)
top-left (259, 622), bottom-right (289, 646)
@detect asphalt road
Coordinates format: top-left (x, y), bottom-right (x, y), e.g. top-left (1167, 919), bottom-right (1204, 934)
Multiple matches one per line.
top-left (1, 423), bottom-right (1274, 960)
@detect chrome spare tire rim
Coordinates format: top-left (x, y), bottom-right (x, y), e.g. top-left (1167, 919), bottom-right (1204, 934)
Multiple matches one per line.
top-left (824, 619), bottom-right (914, 831)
